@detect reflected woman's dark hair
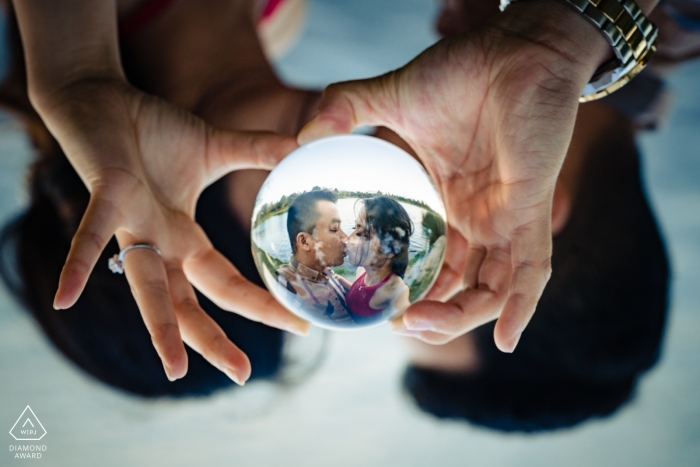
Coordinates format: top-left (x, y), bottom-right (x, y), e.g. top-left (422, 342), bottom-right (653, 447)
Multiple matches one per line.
top-left (403, 121), bottom-right (670, 432)
top-left (0, 3), bottom-right (285, 397)
top-left (361, 196), bottom-right (413, 278)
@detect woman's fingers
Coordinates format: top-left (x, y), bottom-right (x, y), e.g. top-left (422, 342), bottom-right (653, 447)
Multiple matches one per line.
top-left (121, 246), bottom-right (188, 381)
top-left (297, 76), bottom-right (395, 145)
top-left (493, 218), bottom-right (553, 353)
top-left (184, 246), bottom-right (310, 336)
top-left (166, 266), bottom-right (251, 385)
top-left (204, 130), bottom-right (298, 182)
top-left (54, 195), bottom-right (121, 309)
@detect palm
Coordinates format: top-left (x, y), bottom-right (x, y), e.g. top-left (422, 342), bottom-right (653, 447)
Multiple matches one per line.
top-left (40, 79), bottom-right (307, 383)
top-left (405, 36), bottom-right (580, 283)
top-left (47, 82), bottom-right (232, 214)
top-left (299, 27), bottom-right (585, 351)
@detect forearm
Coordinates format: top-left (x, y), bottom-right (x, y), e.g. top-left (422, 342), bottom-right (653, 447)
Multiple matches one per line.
top-left (335, 275), bottom-right (353, 291)
top-left (12, 0), bottom-right (125, 109)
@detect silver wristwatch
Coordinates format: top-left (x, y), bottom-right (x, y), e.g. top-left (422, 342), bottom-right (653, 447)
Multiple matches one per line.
top-left (500, 0), bottom-right (659, 102)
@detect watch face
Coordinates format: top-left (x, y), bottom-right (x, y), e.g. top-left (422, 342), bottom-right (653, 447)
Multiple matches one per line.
top-left (251, 135), bottom-right (447, 330)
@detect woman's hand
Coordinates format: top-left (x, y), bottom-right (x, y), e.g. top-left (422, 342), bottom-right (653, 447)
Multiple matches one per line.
top-left (36, 78), bottom-right (308, 384)
top-left (299, 0), bottom-right (612, 352)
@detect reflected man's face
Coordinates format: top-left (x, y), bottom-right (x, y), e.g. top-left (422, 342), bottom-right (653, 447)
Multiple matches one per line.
top-left (310, 200), bottom-right (348, 267)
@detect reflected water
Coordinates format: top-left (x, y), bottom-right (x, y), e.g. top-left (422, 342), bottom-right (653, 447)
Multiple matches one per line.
top-left (253, 198), bottom-right (430, 265)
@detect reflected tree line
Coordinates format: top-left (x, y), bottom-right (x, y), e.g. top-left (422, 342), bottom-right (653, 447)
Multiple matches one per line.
top-left (254, 186), bottom-right (445, 244)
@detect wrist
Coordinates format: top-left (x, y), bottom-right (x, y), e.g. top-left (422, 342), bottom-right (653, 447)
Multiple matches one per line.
top-left (493, 0), bottom-right (661, 76)
top-left (14, 0), bottom-right (126, 114)
top-left (491, 0), bottom-right (616, 85)
top-left (495, 0), bottom-right (662, 100)
top-left (29, 71), bottom-right (126, 118)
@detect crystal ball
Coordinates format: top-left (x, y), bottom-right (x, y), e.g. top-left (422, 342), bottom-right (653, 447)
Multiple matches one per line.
top-left (251, 134), bottom-right (447, 330)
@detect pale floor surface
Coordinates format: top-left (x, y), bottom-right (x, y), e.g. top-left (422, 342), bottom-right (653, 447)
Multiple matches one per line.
top-left (0, 1), bottom-right (699, 465)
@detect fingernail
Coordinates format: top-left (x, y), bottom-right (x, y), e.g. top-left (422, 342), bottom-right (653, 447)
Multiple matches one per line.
top-left (406, 320), bottom-right (435, 331)
top-left (163, 363), bottom-right (178, 382)
top-left (223, 367), bottom-right (245, 386)
top-left (504, 332), bottom-right (522, 353)
top-left (392, 329), bottom-right (422, 337)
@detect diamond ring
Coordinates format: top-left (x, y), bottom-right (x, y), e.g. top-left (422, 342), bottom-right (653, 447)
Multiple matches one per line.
top-left (108, 243), bottom-right (162, 274)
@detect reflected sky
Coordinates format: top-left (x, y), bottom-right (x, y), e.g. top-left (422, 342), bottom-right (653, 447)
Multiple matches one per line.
top-left (254, 135), bottom-right (446, 220)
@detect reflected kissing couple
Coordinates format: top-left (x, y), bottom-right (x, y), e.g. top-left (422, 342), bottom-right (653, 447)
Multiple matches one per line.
top-left (275, 190), bottom-right (412, 326)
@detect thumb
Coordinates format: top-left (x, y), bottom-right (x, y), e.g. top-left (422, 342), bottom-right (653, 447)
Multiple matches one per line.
top-left (204, 130), bottom-right (299, 181)
top-left (298, 74), bottom-right (396, 145)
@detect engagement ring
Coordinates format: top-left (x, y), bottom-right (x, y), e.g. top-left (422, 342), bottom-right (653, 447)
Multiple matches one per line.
top-left (108, 243), bottom-right (162, 274)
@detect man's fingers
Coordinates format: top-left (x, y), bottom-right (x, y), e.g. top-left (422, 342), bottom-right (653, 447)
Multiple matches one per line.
top-left (425, 234), bottom-right (486, 301)
top-left (462, 244), bottom-right (488, 290)
top-left (54, 195), bottom-right (120, 310)
top-left (391, 317), bottom-right (455, 344)
top-left (402, 284), bottom-right (505, 335)
top-left (405, 240), bottom-right (511, 329)
top-left (204, 130), bottom-right (299, 182)
top-left (424, 226), bottom-right (470, 301)
top-left (424, 262), bottom-right (464, 302)
top-left (411, 331), bottom-right (457, 346)
top-left (167, 267), bottom-right (251, 385)
top-left (400, 233), bottom-right (551, 353)
top-left (184, 247), bottom-right (310, 336)
top-left (122, 247), bottom-right (188, 381)
top-left (297, 76), bottom-right (395, 145)
top-left (396, 290), bottom-right (505, 345)
top-left (493, 220), bottom-right (553, 353)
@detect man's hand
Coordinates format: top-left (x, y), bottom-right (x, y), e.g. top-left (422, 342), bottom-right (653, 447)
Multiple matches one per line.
top-left (298, 0), bottom-right (612, 352)
top-left (39, 78), bottom-right (309, 383)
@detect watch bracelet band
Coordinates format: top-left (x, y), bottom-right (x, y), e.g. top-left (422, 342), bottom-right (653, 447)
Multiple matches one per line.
top-left (500, 0), bottom-right (658, 102)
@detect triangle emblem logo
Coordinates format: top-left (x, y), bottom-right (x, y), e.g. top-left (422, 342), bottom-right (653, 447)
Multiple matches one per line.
top-left (9, 406), bottom-right (47, 441)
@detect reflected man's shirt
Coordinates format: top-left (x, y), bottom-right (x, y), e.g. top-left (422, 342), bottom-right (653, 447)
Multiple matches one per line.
top-left (276, 256), bottom-right (353, 324)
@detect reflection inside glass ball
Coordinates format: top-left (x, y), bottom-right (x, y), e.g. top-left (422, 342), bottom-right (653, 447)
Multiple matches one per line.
top-left (251, 135), bottom-right (447, 330)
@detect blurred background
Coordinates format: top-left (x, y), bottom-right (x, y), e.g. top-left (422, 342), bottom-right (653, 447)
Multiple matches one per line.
top-left (0, 0), bottom-right (699, 465)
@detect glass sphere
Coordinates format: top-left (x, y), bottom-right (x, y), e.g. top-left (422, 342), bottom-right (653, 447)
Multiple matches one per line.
top-left (251, 134), bottom-right (447, 330)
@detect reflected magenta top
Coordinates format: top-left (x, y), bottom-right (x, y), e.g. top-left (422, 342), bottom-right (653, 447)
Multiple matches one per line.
top-left (345, 272), bottom-right (393, 318)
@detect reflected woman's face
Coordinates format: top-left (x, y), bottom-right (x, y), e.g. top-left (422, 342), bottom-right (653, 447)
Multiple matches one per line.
top-left (347, 208), bottom-right (385, 268)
